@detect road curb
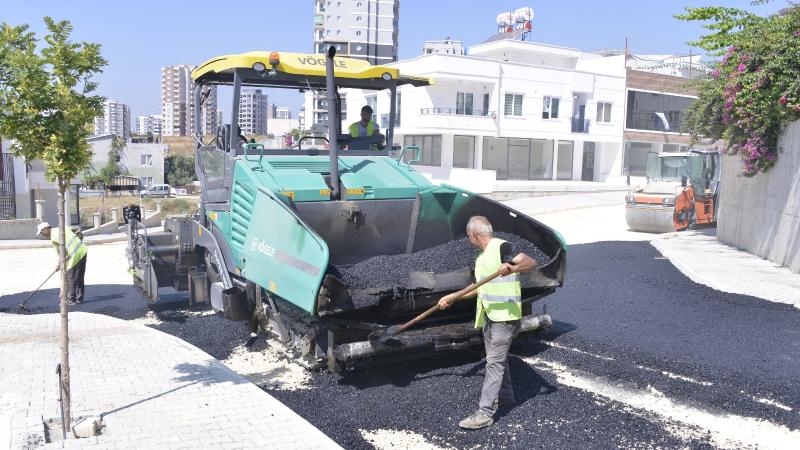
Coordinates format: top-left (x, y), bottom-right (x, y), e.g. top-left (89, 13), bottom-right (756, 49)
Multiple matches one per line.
top-left (650, 236), bottom-right (735, 294)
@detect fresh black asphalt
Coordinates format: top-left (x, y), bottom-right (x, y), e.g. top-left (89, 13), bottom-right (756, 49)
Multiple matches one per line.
top-left (266, 240), bottom-right (800, 449)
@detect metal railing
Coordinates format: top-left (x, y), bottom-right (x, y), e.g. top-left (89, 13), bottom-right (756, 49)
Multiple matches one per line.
top-left (419, 107), bottom-right (494, 117)
top-left (0, 153), bottom-right (16, 220)
top-left (571, 118), bottom-right (590, 133)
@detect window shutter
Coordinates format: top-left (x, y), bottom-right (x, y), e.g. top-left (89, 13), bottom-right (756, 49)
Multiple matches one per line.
top-left (551, 98), bottom-right (559, 118)
top-left (465, 93), bottom-right (474, 115)
top-left (514, 94), bottom-right (523, 116)
top-left (504, 94), bottom-right (513, 116)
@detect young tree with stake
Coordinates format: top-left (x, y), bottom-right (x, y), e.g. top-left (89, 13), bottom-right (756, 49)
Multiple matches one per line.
top-left (0, 18), bottom-right (106, 429)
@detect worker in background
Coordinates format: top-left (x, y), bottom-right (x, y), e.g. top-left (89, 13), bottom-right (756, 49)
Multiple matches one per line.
top-left (438, 216), bottom-right (537, 430)
top-left (349, 105), bottom-right (379, 141)
top-left (37, 222), bottom-right (88, 305)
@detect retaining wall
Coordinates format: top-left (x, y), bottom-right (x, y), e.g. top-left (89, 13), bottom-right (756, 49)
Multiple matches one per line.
top-left (0, 218), bottom-right (39, 240)
top-left (717, 120), bottom-right (800, 272)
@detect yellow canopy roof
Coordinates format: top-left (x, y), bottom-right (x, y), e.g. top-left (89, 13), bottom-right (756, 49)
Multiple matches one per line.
top-left (192, 51), bottom-right (430, 89)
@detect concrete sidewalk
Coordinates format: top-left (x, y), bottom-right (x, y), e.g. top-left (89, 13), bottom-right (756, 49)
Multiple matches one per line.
top-left (652, 229), bottom-right (800, 309)
top-left (0, 312), bottom-right (341, 449)
top-left (0, 227), bottom-right (155, 250)
top-left (502, 191), bottom-right (624, 216)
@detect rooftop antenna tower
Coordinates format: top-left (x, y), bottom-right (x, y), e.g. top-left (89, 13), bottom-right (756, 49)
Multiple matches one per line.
top-left (496, 7), bottom-right (535, 41)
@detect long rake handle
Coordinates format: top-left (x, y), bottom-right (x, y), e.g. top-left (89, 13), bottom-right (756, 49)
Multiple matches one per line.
top-left (396, 270), bottom-right (501, 333)
top-left (19, 268), bottom-right (58, 307)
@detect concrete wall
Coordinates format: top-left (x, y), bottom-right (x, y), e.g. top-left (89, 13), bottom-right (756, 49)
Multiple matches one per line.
top-left (717, 120), bottom-right (800, 272)
top-left (0, 218), bottom-right (39, 240)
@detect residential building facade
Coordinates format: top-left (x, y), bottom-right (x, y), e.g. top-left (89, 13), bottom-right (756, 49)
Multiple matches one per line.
top-left (622, 55), bottom-right (707, 177)
top-left (238, 89), bottom-right (269, 136)
top-left (311, 0), bottom-right (400, 127)
top-left (93, 99), bottom-right (131, 140)
top-left (342, 38), bottom-right (628, 189)
top-left (161, 65), bottom-right (218, 136)
top-left (136, 114), bottom-right (163, 135)
top-left (274, 106), bottom-right (292, 119)
top-left (422, 39), bottom-right (465, 56)
top-left (87, 134), bottom-right (167, 188)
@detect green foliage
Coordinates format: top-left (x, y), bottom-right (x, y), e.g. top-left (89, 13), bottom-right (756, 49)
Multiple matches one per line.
top-left (0, 17), bottom-right (107, 185)
top-left (164, 153), bottom-right (196, 187)
top-left (678, 6), bottom-right (800, 176)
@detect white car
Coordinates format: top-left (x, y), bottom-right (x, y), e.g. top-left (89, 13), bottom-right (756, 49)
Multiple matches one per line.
top-left (140, 184), bottom-right (175, 198)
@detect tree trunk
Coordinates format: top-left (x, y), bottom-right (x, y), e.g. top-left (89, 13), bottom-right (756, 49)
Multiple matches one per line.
top-left (57, 177), bottom-right (71, 429)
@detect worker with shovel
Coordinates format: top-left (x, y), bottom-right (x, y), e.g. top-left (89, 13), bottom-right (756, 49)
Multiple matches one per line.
top-left (37, 222), bottom-right (88, 305)
top-left (438, 216), bottom-right (537, 430)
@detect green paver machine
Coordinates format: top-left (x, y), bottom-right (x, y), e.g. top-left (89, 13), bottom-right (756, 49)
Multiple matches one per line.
top-left (126, 48), bottom-right (567, 370)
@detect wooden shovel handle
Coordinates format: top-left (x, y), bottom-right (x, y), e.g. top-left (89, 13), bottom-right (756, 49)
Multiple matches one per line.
top-left (397, 269), bottom-right (502, 333)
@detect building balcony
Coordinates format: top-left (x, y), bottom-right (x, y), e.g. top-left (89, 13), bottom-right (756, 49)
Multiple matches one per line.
top-left (419, 107), bottom-right (495, 117)
top-left (571, 118), bottom-right (590, 133)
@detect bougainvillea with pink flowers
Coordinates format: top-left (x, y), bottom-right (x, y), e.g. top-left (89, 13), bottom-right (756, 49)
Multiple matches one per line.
top-left (677, 6), bottom-right (800, 176)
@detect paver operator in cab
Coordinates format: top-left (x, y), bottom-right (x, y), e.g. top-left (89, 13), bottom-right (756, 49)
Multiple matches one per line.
top-left (438, 215), bottom-right (538, 430)
top-left (349, 105), bottom-right (379, 139)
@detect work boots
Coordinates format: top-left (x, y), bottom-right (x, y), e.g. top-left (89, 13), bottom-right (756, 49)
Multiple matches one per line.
top-left (458, 410), bottom-right (494, 430)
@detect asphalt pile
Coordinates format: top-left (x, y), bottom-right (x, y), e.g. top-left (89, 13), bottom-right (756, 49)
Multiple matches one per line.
top-left (334, 232), bottom-right (551, 292)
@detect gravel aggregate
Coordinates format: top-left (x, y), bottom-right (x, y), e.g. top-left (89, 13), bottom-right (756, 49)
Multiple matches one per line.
top-left (335, 232), bottom-right (551, 291)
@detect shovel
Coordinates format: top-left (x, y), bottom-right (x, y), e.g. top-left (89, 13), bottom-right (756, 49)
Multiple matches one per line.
top-left (368, 270), bottom-right (501, 341)
top-left (18, 267), bottom-right (58, 311)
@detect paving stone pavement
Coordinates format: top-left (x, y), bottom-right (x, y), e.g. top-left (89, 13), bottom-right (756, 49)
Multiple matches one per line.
top-left (0, 312), bottom-right (341, 450)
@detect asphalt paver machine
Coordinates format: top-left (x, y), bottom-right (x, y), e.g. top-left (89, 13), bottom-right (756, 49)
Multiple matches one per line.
top-left (126, 48), bottom-right (567, 370)
top-left (625, 149), bottom-right (721, 234)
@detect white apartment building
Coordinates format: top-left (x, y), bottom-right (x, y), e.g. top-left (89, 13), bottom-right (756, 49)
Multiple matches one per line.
top-left (136, 114), bottom-right (163, 135)
top-left (312, 0), bottom-right (399, 127)
top-left (274, 106), bottom-right (292, 119)
top-left (422, 39), bottom-right (465, 56)
top-left (93, 99), bottom-right (131, 139)
top-left (340, 38), bottom-right (628, 189)
top-left (238, 89), bottom-right (269, 136)
top-left (161, 65), bottom-right (217, 136)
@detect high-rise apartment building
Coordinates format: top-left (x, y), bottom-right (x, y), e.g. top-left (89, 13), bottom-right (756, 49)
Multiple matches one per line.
top-left (161, 65), bottom-right (218, 136)
top-left (311, 0), bottom-right (399, 126)
top-left (93, 99), bottom-right (131, 139)
top-left (136, 115), bottom-right (163, 135)
top-left (313, 0), bottom-right (399, 64)
top-left (238, 89), bottom-right (269, 135)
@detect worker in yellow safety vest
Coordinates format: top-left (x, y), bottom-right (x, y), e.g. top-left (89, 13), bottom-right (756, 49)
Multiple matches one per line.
top-left (37, 222), bottom-right (88, 305)
top-left (348, 105), bottom-right (379, 148)
top-left (438, 215), bottom-right (538, 430)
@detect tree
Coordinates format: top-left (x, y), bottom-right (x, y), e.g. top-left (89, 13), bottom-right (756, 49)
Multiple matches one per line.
top-left (164, 154), bottom-right (196, 187)
top-left (99, 135), bottom-right (125, 186)
top-left (0, 18), bottom-right (106, 429)
top-left (676, 5), bottom-right (800, 176)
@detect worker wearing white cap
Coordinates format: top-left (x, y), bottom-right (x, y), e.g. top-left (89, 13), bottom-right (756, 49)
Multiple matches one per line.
top-left (37, 222), bottom-right (88, 305)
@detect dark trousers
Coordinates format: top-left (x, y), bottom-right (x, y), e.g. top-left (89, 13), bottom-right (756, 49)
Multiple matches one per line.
top-left (478, 319), bottom-right (521, 416)
top-left (65, 255), bottom-right (87, 303)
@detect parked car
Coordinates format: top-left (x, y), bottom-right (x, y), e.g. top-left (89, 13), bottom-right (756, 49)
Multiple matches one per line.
top-left (140, 184), bottom-right (175, 198)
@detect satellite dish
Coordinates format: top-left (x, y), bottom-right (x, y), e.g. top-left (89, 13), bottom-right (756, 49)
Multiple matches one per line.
top-left (496, 12), bottom-right (513, 27)
top-left (514, 7), bottom-right (534, 23)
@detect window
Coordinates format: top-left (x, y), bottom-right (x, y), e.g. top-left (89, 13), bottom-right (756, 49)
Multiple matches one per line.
top-left (356, 30), bottom-right (362, 37)
top-left (556, 141), bottom-right (574, 180)
top-left (456, 92), bottom-right (473, 115)
top-left (482, 93), bottom-right (490, 116)
top-left (504, 93), bottom-right (523, 117)
top-left (542, 96), bottom-right (560, 119)
top-left (482, 137), bottom-right (553, 180)
top-left (403, 135), bottom-right (442, 166)
top-left (141, 177), bottom-right (153, 187)
top-left (596, 102), bottom-right (612, 123)
top-left (337, 16), bottom-right (341, 22)
top-left (356, 16), bottom-right (362, 22)
top-left (626, 90), bottom-right (696, 132)
top-left (453, 136), bottom-right (475, 168)
top-left (624, 142), bottom-right (654, 176)
top-left (365, 94), bottom-right (377, 113)
top-left (356, 1), bottom-right (362, 6)
top-left (141, 154), bottom-right (153, 166)
top-left (337, 30), bottom-right (342, 35)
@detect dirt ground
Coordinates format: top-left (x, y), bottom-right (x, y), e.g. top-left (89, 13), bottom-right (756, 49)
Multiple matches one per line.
top-left (78, 194), bottom-right (200, 226)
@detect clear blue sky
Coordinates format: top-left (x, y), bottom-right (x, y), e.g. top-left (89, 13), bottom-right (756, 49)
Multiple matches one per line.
top-left (3, 0), bottom-right (784, 121)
